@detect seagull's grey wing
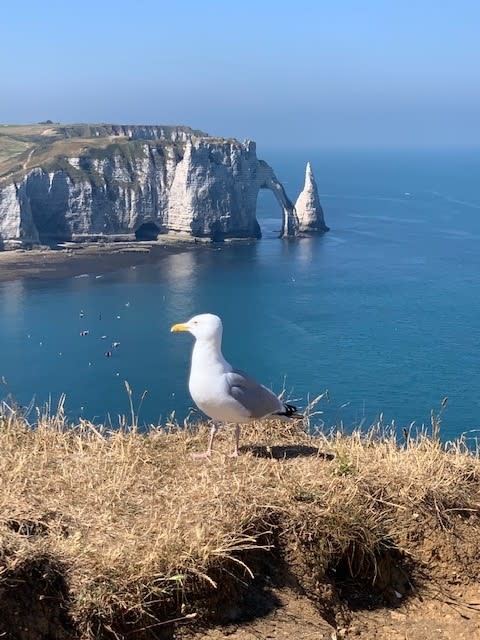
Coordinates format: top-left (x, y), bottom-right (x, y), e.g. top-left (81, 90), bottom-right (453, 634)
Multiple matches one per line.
top-left (226, 369), bottom-right (283, 419)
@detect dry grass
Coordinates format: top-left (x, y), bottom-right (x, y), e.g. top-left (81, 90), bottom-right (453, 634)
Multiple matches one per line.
top-left (0, 123), bottom-right (204, 184)
top-left (0, 136), bottom-right (127, 183)
top-left (0, 400), bottom-right (479, 639)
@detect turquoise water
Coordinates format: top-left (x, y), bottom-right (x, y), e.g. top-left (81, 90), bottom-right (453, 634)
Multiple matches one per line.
top-left (1, 148), bottom-right (479, 440)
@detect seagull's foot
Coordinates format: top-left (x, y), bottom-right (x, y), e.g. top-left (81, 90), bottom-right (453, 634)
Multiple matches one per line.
top-left (191, 450), bottom-right (212, 460)
top-left (228, 450), bottom-right (239, 458)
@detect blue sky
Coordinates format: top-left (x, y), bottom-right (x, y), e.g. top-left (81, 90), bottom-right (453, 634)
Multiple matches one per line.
top-left (2, 0), bottom-right (479, 147)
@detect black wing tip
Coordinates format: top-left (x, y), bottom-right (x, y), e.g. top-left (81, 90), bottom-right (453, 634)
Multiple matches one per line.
top-left (276, 403), bottom-right (299, 418)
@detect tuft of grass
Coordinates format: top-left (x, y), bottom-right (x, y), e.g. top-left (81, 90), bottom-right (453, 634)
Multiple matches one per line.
top-left (0, 403), bottom-right (479, 638)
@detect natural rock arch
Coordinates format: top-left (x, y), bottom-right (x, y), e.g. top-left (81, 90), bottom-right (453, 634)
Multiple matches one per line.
top-left (256, 161), bottom-right (299, 238)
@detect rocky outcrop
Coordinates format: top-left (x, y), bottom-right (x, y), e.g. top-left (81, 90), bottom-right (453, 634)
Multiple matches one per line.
top-left (0, 126), bottom-right (327, 248)
top-left (295, 162), bottom-right (329, 233)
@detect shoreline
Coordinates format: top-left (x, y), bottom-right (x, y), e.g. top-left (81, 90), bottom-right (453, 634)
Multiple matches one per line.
top-left (0, 240), bottom-right (202, 283)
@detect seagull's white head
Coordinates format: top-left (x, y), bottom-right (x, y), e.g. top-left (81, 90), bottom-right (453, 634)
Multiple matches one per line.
top-left (171, 313), bottom-right (223, 343)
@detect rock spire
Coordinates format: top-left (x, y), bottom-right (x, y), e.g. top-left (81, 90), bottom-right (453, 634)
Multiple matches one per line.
top-left (295, 162), bottom-right (329, 233)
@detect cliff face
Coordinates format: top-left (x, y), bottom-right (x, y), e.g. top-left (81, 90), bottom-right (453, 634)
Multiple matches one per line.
top-left (0, 125), bottom-right (327, 248)
top-left (295, 162), bottom-right (329, 233)
top-left (0, 183), bottom-right (39, 248)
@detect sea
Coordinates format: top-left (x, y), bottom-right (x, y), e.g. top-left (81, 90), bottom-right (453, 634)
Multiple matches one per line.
top-left (1, 148), bottom-right (479, 442)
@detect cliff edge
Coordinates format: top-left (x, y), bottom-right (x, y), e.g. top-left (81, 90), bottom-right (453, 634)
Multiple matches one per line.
top-left (0, 415), bottom-right (478, 639)
top-left (0, 124), bottom-right (327, 248)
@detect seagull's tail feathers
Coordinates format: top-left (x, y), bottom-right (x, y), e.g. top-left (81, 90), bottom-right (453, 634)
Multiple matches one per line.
top-left (275, 403), bottom-right (303, 419)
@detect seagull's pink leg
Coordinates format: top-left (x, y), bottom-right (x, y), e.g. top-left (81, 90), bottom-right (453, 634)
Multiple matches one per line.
top-left (229, 424), bottom-right (240, 458)
top-left (191, 423), bottom-right (218, 459)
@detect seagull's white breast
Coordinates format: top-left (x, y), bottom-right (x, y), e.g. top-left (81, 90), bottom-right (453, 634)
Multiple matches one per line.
top-left (188, 341), bottom-right (252, 422)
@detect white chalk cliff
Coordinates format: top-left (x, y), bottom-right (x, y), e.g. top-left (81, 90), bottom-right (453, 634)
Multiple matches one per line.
top-left (295, 162), bottom-right (329, 233)
top-left (0, 126), bottom-right (328, 248)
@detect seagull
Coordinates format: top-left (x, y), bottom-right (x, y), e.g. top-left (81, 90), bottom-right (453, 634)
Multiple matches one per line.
top-left (171, 313), bottom-right (298, 458)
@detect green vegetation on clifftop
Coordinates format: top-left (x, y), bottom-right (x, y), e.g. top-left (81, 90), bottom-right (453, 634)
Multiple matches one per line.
top-left (0, 123), bottom-right (204, 186)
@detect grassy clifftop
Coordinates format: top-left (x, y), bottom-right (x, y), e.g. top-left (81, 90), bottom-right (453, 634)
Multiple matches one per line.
top-left (0, 123), bottom-right (206, 186)
top-left (0, 404), bottom-right (479, 639)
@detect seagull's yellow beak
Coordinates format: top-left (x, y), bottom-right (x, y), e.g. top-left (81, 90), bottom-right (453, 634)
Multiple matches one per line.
top-left (170, 322), bottom-right (189, 333)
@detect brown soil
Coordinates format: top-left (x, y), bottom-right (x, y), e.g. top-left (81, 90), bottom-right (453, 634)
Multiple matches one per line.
top-left (184, 584), bottom-right (480, 640)
top-left (182, 516), bottom-right (480, 640)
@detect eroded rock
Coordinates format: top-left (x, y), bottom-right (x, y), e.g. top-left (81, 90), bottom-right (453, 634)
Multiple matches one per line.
top-left (0, 127), bottom-right (328, 247)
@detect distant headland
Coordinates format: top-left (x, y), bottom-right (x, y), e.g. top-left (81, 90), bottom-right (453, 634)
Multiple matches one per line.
top-left (0, 124), bottom-right (328, 250)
